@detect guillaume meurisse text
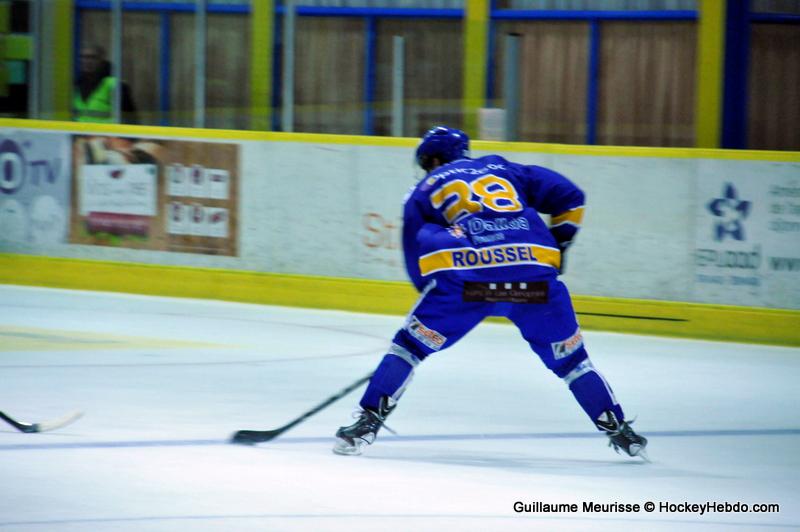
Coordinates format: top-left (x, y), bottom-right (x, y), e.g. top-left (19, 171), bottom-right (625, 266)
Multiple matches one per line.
top-left (513, 501), bottom-right (780, 515)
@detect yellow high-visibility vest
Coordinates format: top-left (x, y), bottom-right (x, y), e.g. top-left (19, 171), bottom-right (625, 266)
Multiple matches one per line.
top-left (73, 77), bottom-right (117, 123)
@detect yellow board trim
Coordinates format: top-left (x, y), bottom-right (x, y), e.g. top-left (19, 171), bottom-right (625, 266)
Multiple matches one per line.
top-left (249, 0), bottom-right (274, 131)
top-left (695, 0), bottom-right (726, 148)
top-left (1, 118), bottom-right (798, 163)
top-left (0, 117), bottom-right (418, 147)
top-left (462, 0), bottom-right (490, 138)
top-left (1, 254), bottom-right (798, 347)
top-left (53, 0), bottom-right (73, 122)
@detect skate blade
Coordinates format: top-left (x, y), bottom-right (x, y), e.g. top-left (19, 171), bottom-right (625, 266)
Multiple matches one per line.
top-left (632, 447), bottom-right (651, 463)
top-left (332, 438), bottom-right (363, 456)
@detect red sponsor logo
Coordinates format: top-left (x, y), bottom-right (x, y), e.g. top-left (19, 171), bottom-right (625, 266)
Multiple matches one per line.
top-left (551, 329), bottom-right (583, 360)
top-left (408, 315), bottom-right (447, 350)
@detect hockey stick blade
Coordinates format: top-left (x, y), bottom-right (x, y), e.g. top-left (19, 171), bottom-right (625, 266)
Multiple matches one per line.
top-left (0, 410), bottom-right (84, 433)
top-left (230, 428), bottom-right (284, 445)
top-left (231, 372), bottom-right (373, 445)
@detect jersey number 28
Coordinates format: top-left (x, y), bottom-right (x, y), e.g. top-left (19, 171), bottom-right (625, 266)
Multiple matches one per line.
top-left (430, 174), bottom-right (523, 223)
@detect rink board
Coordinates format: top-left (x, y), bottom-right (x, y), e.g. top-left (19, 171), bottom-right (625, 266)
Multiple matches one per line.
top-left (1, 254), bottom-right (798, 346)
top-left (1, 118), bottom-right (799, 345)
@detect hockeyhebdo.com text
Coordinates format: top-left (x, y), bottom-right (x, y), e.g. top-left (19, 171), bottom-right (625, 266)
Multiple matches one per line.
top-left (512, 500), bottom-right (780, 515)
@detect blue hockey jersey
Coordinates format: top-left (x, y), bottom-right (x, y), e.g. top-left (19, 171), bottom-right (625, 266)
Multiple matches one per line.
top-left (402, 155), bottom-right (585, 291)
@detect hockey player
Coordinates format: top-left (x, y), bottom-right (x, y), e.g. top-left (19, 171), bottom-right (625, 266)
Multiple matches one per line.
top-left (333, 126), bottom-right (647, 459)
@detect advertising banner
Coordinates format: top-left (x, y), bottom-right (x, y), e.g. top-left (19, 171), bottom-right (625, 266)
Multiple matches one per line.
top-left (0, 131), bottom-right (71, 246)
top-left (69, 136), bottom-right (239, 256)
top-left (355, 147), bottom-right (409, 279)
top-left (694, 160), bottom-right (800, 308)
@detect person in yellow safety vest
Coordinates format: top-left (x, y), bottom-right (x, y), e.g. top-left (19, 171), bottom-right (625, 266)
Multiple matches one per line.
top-left (74, 45), bottom-right (138, 124)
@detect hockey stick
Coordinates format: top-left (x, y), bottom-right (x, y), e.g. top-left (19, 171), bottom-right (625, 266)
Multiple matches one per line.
top-left (231, 372), bottom-right (373, 445)
top-left (0, 410), bottom-right (83, 433)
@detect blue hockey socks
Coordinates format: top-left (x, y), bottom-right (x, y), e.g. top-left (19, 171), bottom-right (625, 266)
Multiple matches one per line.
top-left (360, 348), bottom-right (418, 410)
top-left (563, 359), bottom-right (624, 426)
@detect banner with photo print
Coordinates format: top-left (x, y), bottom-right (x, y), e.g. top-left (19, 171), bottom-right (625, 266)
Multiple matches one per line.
top-left (0, 131), bottom-right (71, 246)
top-left (70, 136), bottom-right (238, 256)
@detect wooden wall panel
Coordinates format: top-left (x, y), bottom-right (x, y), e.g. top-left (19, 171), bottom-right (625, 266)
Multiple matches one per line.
top-left (169, 14), bottom-right (195, 128)
top-left (748, 23), bottom-right (800, 150)
top-left (374, 19), bottom-right (463, 137)
top-left (72, 11), bottom-right (732, 149)
top-left (493, 21), bottom-right (589, 144)
top-left (598, 22), bottom-right (696, 147)
top-left (79, 11), bottom-right (160, 125)
top-left (206, 14), bottom-right (250, 131)
top-left (169, 14), bottom-right (249, 130)
top-left (294, 17), bottom-right (365, 134)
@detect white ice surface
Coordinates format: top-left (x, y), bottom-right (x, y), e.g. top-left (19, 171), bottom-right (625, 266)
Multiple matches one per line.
top-left (1, 285), bottom-right (798, 531)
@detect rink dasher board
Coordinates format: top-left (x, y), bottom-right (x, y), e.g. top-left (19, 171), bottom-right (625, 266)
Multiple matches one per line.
top-left (0, 118), bottom-right (798, 346)
top-left (1, 254), bottom-right (798, 347)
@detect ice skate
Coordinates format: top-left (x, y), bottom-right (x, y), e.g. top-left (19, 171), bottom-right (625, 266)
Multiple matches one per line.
top-left (333, 397), bottom-right (394, 456)
top-left (595, 410), bottom-right (649, 461)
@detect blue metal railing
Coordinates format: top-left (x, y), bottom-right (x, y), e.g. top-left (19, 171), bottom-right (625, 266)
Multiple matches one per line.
top-left (750, 12), bottom-right (800, 23)
top-left (492, 9), bottom-right (696, 20)
top-left (159, 12), bottom-right (171, 125)
top-left (364, 16), bottom-right (377, 136)
top-left (76, 1), bottom-right (249, 13)
top-left (277, 6), bottom-right (463, 18)
top-left (586, 20), bottom-right (601, 146)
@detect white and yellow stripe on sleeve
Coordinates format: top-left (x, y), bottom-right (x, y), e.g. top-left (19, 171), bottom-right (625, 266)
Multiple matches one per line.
top-left (551, 206), bottom-right (585, 228)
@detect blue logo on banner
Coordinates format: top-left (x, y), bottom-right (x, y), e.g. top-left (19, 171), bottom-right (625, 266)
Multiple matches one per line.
top-left (0, 139), bottom-right (27, 195)
top-left (707, 183), bottom-right (751, 241)
top-left (1, 138), bottom-right (61, 195)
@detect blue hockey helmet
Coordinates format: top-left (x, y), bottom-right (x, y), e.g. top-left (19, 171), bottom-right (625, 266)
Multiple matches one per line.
top-left (415, 126), bottom-right (470, 172)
